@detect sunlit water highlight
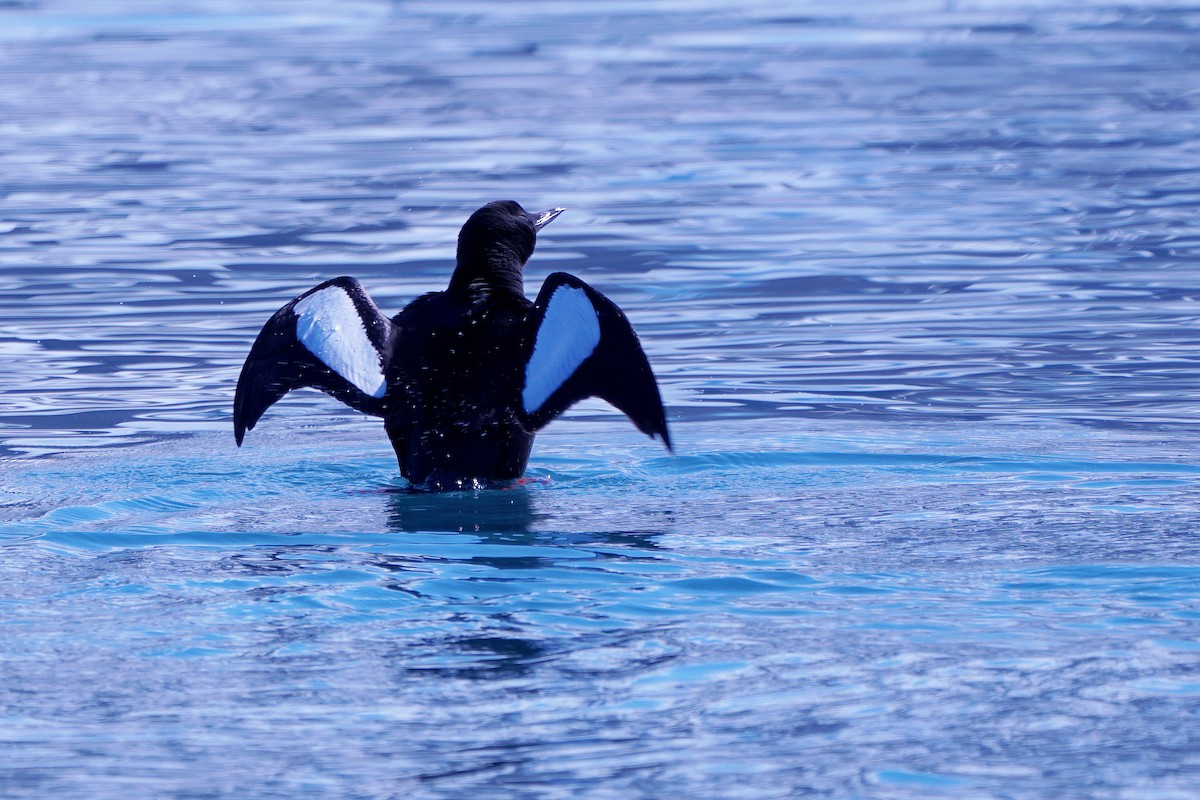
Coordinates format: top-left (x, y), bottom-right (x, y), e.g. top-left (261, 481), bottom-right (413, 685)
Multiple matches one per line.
top-left (3, 2), bottom-right (1200, 797)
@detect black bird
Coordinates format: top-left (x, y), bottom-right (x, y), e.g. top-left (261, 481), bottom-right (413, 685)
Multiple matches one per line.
top-left (233, 201), bottom-right (671, 491)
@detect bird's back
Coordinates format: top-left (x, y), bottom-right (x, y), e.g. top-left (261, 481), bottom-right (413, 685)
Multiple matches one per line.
top-left (384, 289), bottom-right (535, 489)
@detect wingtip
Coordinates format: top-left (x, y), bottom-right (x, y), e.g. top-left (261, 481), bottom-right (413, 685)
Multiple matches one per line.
top-left (645, 417), bottom-right (672, 452)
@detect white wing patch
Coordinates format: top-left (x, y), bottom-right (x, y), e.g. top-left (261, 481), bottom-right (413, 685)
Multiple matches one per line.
top-left (294, 287), bottom-right (387, 398)
top-left (523, 284), bottom-right (601, 414)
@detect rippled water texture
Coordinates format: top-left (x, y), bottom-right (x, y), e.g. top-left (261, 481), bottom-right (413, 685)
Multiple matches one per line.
top-left (2, 2), bottom-right (1200, 797)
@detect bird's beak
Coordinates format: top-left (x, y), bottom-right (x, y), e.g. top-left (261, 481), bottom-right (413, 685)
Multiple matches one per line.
top-left (533, 207), bottom-right (565, 230)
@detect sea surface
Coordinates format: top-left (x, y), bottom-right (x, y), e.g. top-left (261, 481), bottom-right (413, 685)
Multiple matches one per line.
top-left (2, 1), bottom-right (1200, 797)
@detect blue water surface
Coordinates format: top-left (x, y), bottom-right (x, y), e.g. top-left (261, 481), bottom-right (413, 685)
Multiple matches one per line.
top-left (2, 1), bottom-right (1200, 797)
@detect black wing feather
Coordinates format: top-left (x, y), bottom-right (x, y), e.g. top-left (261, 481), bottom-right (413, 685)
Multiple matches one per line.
top-left (520, 272), bottom-right (671, 450)
top-left (233, 276), bottom-right (398, 445)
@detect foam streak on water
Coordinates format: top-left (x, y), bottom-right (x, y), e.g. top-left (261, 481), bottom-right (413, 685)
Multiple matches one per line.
top-left (2, 2), bottom-right (1200, 797)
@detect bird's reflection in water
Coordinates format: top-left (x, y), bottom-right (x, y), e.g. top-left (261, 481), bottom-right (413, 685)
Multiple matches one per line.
top-left (384, 482), bottom-right (668, 552)
top-left (380, 483), bottom-right (670, 679)
top-left (386, 484), bottom-right (543, 534)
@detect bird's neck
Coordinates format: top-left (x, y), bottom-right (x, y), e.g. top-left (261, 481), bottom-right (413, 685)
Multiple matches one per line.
top-left (448, 255), bottom-right (525, 298)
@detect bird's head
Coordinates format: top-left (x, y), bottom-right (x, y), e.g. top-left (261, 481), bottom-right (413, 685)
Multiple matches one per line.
top-left (451, 201), bottom-right (564, 296)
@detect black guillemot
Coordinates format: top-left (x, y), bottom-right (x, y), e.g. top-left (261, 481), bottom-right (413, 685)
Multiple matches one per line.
top-left (233, 201), bottom-right (671, 490)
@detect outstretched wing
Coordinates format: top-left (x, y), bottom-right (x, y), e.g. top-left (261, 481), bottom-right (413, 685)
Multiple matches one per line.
top-left (233, 276), bottom-right (399, 445)
top-left (520, 272), bottom-right (671, 450)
